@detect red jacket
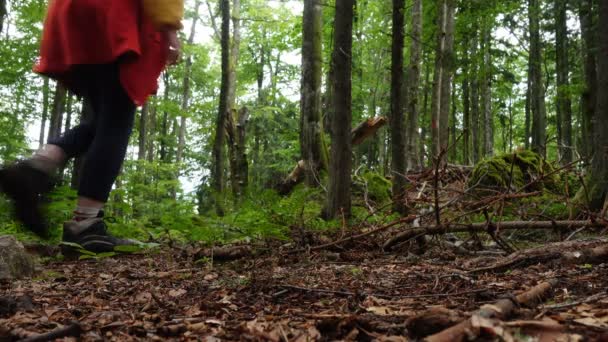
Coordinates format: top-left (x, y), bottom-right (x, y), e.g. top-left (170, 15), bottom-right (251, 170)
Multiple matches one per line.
top-left (34, 0), bottom-right (168, 106)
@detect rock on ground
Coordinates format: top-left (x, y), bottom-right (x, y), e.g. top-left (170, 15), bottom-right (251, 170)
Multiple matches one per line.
top-left (0, 235), bottom-right (36, 280)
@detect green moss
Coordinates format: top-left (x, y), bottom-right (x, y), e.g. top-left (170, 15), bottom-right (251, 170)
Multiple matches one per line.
top-left (468, 150), bottom-right (560, 193)
top-left (358, 172), bottom-right (392, 204)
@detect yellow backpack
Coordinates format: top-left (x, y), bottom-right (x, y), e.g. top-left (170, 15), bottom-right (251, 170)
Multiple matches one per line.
top-left (141, 0), bottom-right (184, 30)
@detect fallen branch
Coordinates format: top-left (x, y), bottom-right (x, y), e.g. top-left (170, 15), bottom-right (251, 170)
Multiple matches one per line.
top-left (469, 238), bottom-right (608, 274)
top-left (288, 215), bottom-right (416, 254)
top-left (425, 279), bottom-right (559, 342)
top-left (383, 220), bottom-right (605, 250)
top-left (277, 117), bottom-right (387, 195)
top-left (19, 322), bottom-right (82, 342)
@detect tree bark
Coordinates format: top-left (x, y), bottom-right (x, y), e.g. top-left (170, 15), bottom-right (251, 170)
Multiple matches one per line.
top-left (300, 0), bottom-right (326, 187)
top-left (555, 0), bottom-right (573, 164)
top-left (212, 0), bottom-right (231, 216)
top-left (390, 0), bottom-right (407, 214)
top-left (405, 0), bottom-right (422, 170)
top-left (38, 78), bottom-right (50, 149)
top-left (462, 78), bottom-right (470, 164)
top-left (481, 17), bottom-right (493, 157)
top-left (579, 0), bottom-right (597, 163)
top-left (324, 0), bottom-right (354, 220)
top-left (177, 0), bottom-right (201, 164)
top-left (64, 94), bottom-right (73, 133)
top-left (529, 0), bottom-right (547, 157)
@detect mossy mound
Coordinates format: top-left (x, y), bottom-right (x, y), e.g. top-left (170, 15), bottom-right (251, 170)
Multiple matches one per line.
top-left (353, 172), bottom-right (392, 204)
top-left (468, 150), bottom-right (560, 193)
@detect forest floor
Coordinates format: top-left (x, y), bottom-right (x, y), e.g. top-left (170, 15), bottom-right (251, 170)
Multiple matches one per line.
top-left (2, 237), bottom-right (608, 341)
top-left (3, 162), bottom-right (608, 341)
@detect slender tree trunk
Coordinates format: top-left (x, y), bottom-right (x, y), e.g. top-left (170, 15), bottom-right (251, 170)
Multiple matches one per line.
top-left (160, 74), bottom-right (170, 162)
top-left (64, 94), bottom-right (73, 132)
top-left (462, 77), bottom-right (470, 164)
top-left (177, 0), bottom-right (201, 164)
top-left (439, 0), bottom-right (455, 164)
top-left (431, 0), bottom-right (447, 161)
top-left (147, 103), bottom-right (157, 163)
top-left (525, 73), bottom-right (531, 150)
top-left (390, 0), bottom-right (407, 214)
top-left (529, 0), bottom-right (547, 157)
top-left (450, 86), bottom-right (457, 162)
top-left (420, 54), bottom-right (431, 167)
top-left (300, 0), bottom-right (325, 186)
top-left (576, 0), bottom-right (608, 211)
top-left (138, 103), bottom-right (149, 161)
top-left (470, 21), bottom-right (480, 163)
top-left (39, 77), bottom-right (50, 149)
top-left (71, 98), bottom-right (93, 190)
top-left (481, 17), bottom-right (493, 157)
top-left (325, 0), bottom-right (354, 220)
top-left (405, 0), bottom-right (422, 170)
top-left (579, 0), bottom-right (597, 163)
top-left (555, 0), bottom-right (572, 164)
top-left (47, 83), bottom-right (66, 142)
top-left (212, 0), bottom-right (231, 216)
top-left (226, 0), bottom-right (243, 197)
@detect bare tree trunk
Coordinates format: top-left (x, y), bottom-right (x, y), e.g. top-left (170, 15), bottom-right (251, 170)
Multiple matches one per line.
top-left (47, 83), bottom-right (66, 142)
top-left (525, 73), bottom-right (531, 150)
top-left (420, 54), bottom-right (431, 167)
top-left (431, 0), bottom-right (447, 161)
top-left (462, 77), bottom-right (470, 164)
top-left (406, 0), bottom-right (422, 170)
top-left (575, 0), bottom-right (608, 211)
top-left (147, 103), bottom-right (157, 163)
top-left (39, 77), bottom-right (50, 149)
top-left (481, 17), bottom-right (493, 157)
top-left (300, 0), bottom-right (326, 186)
top-left (450, 86), bottom-right (457, 162)
top-left (138, 104), bottom-right (148, 161)
top-left (529, 0), bottom-right (547, 157)
top-left (579, 0), bottom-right (597, 163)
top-left (71, 98), bottom-right (93, 190)
top-left (390, 0), bottom-right (407, 214)
top-left (64, 94), bottom-right (73, 132)
top-left (212, 0), bottom-right (231, 216)
top-left (470, 21), bottom-right (480, 163)
top-left (324, 0), bottom-right (354, 220)
top-left (177, 0), bottom-right (201, 164)
top-left (439, 0), bottom-right (455, 164)
top-left (160, 73), bottom-right (170, 162)
top-left (555, 0), bottom-right (572, 164)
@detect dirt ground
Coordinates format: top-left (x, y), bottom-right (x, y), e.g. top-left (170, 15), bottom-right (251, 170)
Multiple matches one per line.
top-left (2, 240), bottom-right (608, 341)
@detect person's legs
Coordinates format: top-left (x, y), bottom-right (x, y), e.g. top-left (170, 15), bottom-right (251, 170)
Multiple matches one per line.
top-left (62, 63), bottom-right (136, 253)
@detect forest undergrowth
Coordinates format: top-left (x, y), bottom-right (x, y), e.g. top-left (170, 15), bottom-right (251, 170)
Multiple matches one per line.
top-left (3, 153), bottom-right (608, 340)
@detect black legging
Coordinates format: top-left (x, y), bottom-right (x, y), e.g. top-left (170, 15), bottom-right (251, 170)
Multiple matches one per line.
top-left (49, 63), bottom-right (136, 202)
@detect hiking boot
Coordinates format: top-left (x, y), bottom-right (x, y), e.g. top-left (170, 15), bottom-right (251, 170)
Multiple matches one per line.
top-left (62, 212), bottom-right (134, 256)
top-left (0, 161), bottom-right (53, 238)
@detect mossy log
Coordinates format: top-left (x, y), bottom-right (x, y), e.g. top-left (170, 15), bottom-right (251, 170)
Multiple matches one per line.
top-left (468, 150), bottom-right (559, 194)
